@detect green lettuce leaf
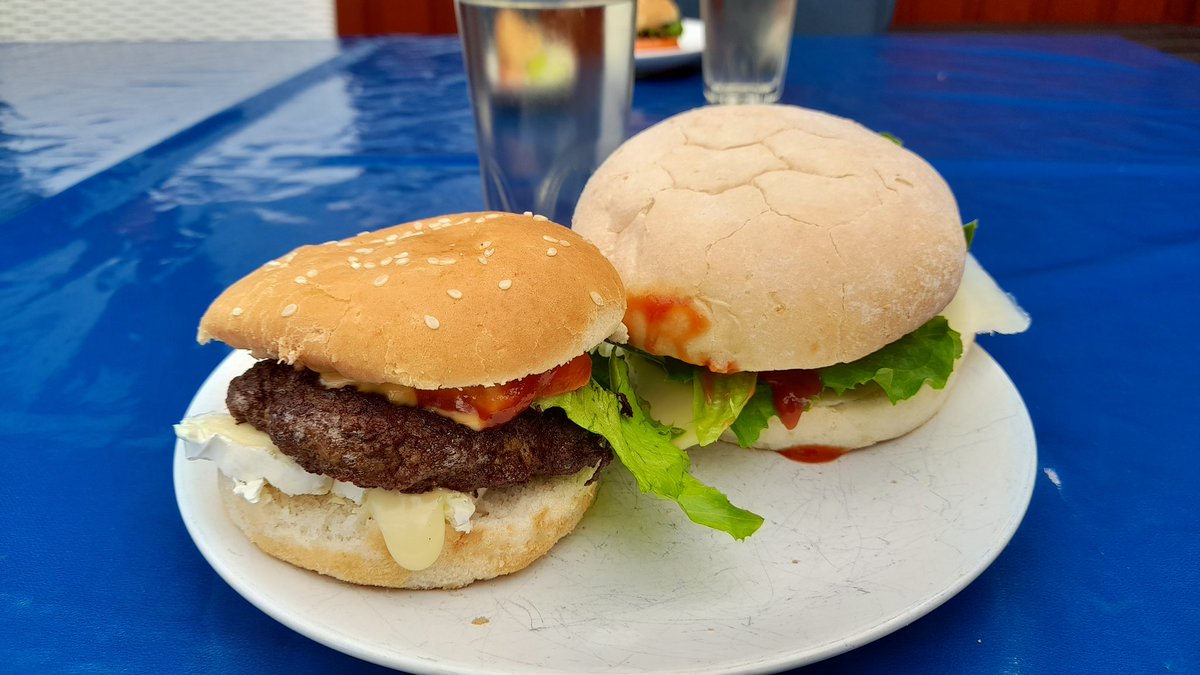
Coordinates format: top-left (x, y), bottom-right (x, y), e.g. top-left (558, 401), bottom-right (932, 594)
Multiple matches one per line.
top-left (638, 19), bottom-right (684, 39)
top-left (879, 132), bottom-right (904, 146)
top-left (535, 356), bottom-right (763, 540)
top-left (728, 382), bottom-right (776, 448)
top-left (610, 343), bottom-right (757, 446)
top-left (692, 370), bottom-right (757, 446)
top-left (820, 316), bottom-right (963, 403)
top-left (963, 219), bottom-right (978, 249)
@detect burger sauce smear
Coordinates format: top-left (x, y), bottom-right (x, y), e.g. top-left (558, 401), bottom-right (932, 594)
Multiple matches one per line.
top-left (758, 369), bottom-right (822, 430)
top-left (626, 294), bottom-right (722, 369)
top-left (417, 354), bottom-right (592, 429)
top-left (758, 370), bottom-right (848, 463)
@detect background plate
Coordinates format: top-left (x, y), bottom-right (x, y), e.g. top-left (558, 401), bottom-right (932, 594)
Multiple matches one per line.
top-left (636, 18), bottom-right (704, 76)
top-left (175, 346), bottom-right (1036, 674)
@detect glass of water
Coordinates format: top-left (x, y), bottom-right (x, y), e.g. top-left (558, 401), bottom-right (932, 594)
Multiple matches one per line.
top-left (455, 0), bottom-right (635, 226)
top-left (701, 0), bottom-right (797, 104)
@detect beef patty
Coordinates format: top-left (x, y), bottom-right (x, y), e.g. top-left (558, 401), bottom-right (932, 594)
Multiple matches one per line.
top-left (226, 360), bottom-right (612, 493)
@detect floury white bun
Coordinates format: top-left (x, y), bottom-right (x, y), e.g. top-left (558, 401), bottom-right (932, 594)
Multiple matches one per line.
top-left (178, 212), bottom-right (626, 589)
top-left (573, 105), bottom-right (1029, 450)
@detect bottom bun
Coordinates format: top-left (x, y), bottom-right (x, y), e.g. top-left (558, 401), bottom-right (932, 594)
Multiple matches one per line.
top-left (724, 338), bottom-right (974, 451)
top-left (218, 466), bottom-right (600, 590)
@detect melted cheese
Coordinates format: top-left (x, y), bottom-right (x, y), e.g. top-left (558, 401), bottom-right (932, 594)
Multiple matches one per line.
top-left (364, 490), bottom-right (447, 571)
top-left (319, 372), bottom-right (418, 406)
top-left (317, 371), bottom-right (490, 430)
top-left (175, 413), bottom-right (478, 571)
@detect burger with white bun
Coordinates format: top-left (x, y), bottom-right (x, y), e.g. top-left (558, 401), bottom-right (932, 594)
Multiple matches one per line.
top-left (175, 211), bottom-right (761, 590)
top-left (572, 105), bottom-right (1030, 455)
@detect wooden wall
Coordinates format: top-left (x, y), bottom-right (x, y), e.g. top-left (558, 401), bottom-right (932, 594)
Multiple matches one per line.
top-left (335, 0), bottom-right (1200, 36)
top-left (892, 0), bottom-right (1200, 25)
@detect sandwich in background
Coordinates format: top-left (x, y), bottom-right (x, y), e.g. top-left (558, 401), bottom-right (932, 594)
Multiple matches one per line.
top-left (637, 0), bottom-right (683, 49)
top-left (572, 105), bottom-right (1030, 454)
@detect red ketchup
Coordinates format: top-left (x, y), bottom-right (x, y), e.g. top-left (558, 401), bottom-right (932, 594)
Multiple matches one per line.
top-left (625, 295), bottom-right (724, 369)
top-left (779, 445), bottom-right (849, 464)
top-left (758, 369), bottom-right (823, 430)
top-left (416, 354), bottom-right (592, 428)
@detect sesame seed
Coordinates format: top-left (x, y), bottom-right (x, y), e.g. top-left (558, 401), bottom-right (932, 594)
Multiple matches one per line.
top-left (281, 304), bottom-right (298, 317)
top-left (385, 240), bottom-right (396, 246)
top-left (231, 307), bottom-right (244, 316)
top-left (265, 260), bottom-right (282, 268)
top-left (522, 211), bottom-right (533, 216)
top-left (321, 240), bottom-right (337, 246)
top-left (413, 222), bottom-right (425, 230)
top-left (481, 240), bottom-right (492, 248)
top-left (355, 248), bottom-right (374, 254)
top-left (546, 247), bottom-right (557, 257)
top-left (484, 248), bottom-right (494, 257)
top-left (336, 241), bottom-right (352, 247)
top-left (456, 217), bottom-right (470, 224)
top-left (533, 214), bottom-right (548, 221)
top-left (373, 274), bottom-right (389, 287)
top-left (447, 289), bottom-right (463, 299)
top-left (558, 239), bottom-right (571, 247)
top-left (478, 256), bottom-right (488, 265)
top-left (542, 235), bottom-right (558, 242)
top-left (380, 257), bottom-right (392, 266)
top-left (396, 258), bottom-right (410, 266)
top-left (363, 262), bottom-right (376, 269)
top-left (350, 262), bottom-right (362, 269)
top-left (424, 315), bottom-right (440, 329)
top-left (485, 213), bottom-right (501, 220)
top-left (437, 217), bottom-right (450, 224)
top-left (386, 234), bottom-right (398, 242)
top-left (498, 279), bottom-right (512, 290)
top-left (356, 231), bottom-right (370, 236)
top-left (294, 276), bottom-right (307, 284)
top-left (474, 217), bottom-right (485, 223)
top-left (427, 257), bottom-right (439, 264)
top-left (590, 291), bottom-right (604, 306)
top-left (306, 269), bottom-right (318, 278)
top-left (348, 256), bottom-right (358, 263)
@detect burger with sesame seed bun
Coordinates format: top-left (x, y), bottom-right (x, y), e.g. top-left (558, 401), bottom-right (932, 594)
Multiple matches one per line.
top-left (572, 105), bottom-right (1030, 455)
top-left (175, 211), bottom-right (762, 590)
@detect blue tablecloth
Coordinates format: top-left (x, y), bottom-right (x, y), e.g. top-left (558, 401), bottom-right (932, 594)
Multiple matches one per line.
top-left (2, 34), bottom-right (1197, 673)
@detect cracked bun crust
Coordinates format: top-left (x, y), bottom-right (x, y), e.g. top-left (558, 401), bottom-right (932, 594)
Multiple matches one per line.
top-left (198, 212), bottom-right (626, 389)
top-left (573, 105), bottom-right (966, 372)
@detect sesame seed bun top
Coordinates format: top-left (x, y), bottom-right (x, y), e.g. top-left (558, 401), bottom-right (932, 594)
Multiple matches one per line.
top-left (572, 104), bottom-right (967, 372)
top-left (198, 212), bottom-right (626, 389)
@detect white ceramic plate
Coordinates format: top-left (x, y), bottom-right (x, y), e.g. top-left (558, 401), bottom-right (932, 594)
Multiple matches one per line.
top-left (635, 18), bottom-right (704, 76)
top-left (175, 346), bottom-right (1036, 673)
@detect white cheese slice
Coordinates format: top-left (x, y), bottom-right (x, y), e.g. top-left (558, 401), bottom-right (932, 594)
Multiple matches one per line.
top-left (942, 254), bottom-right (1031, 337)
top-left (175, 414), bottom-right (331, 497)
top-left (175, 413), bottom-right (479, 571)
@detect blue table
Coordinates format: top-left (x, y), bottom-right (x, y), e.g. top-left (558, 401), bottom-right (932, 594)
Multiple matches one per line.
top-left (2, 34), bottom-right (1197, 673)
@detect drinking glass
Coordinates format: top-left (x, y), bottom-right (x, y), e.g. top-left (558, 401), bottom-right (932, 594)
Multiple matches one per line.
top-left (701, 0), bottom-right (797, 104)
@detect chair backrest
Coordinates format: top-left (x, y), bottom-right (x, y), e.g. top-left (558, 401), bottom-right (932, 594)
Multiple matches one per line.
top-left (0, 0), bottom-right (336, 42)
